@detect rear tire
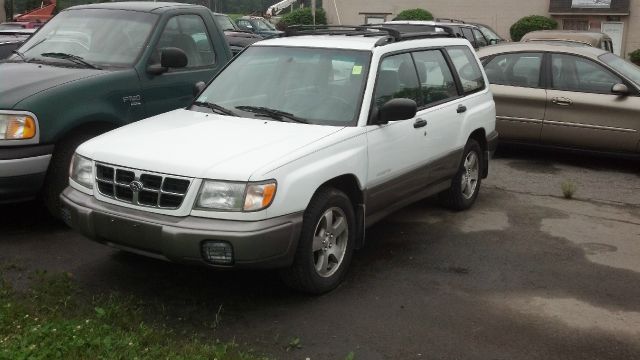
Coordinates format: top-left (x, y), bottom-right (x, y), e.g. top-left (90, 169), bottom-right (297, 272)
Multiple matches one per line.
top-left (280, 187), bottom-right (355, 294)
top-left (43, 129), bottom-right (107, 218)
top-left (440, 139), bottom-right (483, 211)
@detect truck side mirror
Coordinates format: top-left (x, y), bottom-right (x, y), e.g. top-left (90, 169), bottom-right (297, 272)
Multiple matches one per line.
top-left (194, 81), bottom-right (206, 97)
top-left (147, 47), bottom-right (188, 75)
top-left (371, 98), bottom-right (417, 125)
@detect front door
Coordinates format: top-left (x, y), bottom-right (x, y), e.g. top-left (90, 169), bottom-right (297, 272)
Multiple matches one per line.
top-left (365, 53), bottom-right (429, 215)
top-left (140, 13), bottom-right (222, 117)
top-left (542, 53), bottom-right (639, 152)
top-left (483, 52), bottom-right (546, 142)
top-left (601, 22), bottom-right (624, 56)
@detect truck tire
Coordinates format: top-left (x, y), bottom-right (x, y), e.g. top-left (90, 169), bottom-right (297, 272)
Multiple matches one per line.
top-left (43, 129), bottom-right (105, 218)
top-left (440, 139), bottom-right (483, 211)
top-left (280, 187), bottom-right (356, 294)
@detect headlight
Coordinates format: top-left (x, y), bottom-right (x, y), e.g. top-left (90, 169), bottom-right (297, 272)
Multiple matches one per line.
top-left (69, 153), bottom-right (93, 189)
top-left (196, 180), bottom-right (276, 212)
top-left (0, 114), bottom-right (36, 140)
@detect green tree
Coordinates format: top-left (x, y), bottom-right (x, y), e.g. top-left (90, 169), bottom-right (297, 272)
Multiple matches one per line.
top-left (629, 49), bottom-right (640, 65)
top-left (393, 8), bottom-right (433, 21)
top-left (279, 7), bottom-right (327, 27)
top-left (510, 15), bottom-right (558, 41)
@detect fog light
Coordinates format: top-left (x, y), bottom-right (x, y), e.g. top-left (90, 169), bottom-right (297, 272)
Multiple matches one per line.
top-left (202, 241), bottom-right (234, 265)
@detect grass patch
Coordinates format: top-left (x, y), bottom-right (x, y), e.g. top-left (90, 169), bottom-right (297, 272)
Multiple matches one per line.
top-left (561, 180), bottom-right (577, 199)
top-left (0, 271), bottom-right (270, 360)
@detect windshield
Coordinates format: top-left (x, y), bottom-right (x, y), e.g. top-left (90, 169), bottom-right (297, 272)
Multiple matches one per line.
top-left (195, 46), bottom-right (371, 126)
top-left (477, 25), bottom-right (501, 42)
top-left (599, 53), bottom-right (640, 86)
top-left (15, 9), bottom-right (157, 67)
top-left (214, 14), bottom-right (237, 31)
top-left (255, 19), bottom-right (276, 31)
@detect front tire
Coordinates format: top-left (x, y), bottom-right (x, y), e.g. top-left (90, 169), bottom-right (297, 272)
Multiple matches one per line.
top-left (280, 188), bottom-right (355, 294)
top-left (440, 139), bottom-right (483, 211)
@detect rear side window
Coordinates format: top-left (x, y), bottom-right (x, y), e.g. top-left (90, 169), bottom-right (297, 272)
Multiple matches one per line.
top-left (374, 53), bottom-right (422, 107)
top-left (446, 46), bottom-right (486, 94)
top-left (412, 50), bottom-right (459, 106)
top-left (551, 53), bottom-right (621, 94)
top-left (484, 52), bottom-right (543, 88)
top-left (461, 28), bottom-right (476, 47)
top-left (473, 29), bottom-right (488, 47)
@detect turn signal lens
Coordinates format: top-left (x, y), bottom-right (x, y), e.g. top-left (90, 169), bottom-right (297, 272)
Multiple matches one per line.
top-left (243, 182), bottom-right (277, 211)
top-left (1, 115), bottom-right (36, 140)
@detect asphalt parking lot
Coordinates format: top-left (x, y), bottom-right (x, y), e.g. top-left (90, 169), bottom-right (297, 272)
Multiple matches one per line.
top-left (1, 148), bottom-right (639, 360)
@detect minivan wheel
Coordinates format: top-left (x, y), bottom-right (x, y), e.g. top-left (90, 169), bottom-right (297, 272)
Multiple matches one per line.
top-left (280, 187), bottom-right (355, 294)
top-left (440, 139), bottom-right (483, 211)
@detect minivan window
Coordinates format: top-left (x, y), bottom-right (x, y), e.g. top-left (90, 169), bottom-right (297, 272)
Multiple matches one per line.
top-left (599, 52), bottom-right (640, 86)
top-left (412, 50), bottom-right (459, 106)
top-left (375, 53), bottom-right (422, 107)
top-left (485, 53), bottom-right (542, 88)
top-left (446, 46), bottom-right (485, 93)
top-left (196, 46), bottom-right (371, 126)
top-left (552, 53), bottom-right (621, 94)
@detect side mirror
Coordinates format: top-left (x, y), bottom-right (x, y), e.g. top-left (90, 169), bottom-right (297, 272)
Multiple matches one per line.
top-left (147, 47), bottom-right (188, 75)
top-left (489, 39), bottom-right (499, 45)
top-left (373, 98), bottom-right (417, 125)
top-left (612, 83), bottom-right (630, 96)
top-left (193, 81), bottom-right (206, 97)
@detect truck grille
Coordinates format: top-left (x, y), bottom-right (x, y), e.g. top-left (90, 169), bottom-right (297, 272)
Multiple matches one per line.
top-left (95, 163), bottom-right (191, 209)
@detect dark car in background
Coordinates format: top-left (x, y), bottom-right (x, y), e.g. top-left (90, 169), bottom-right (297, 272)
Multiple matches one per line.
top-left (383, 20), bottom-right (500, 49)
top-left (212, 13), bottom-right (262, 55)
top-left (0, 29), bottom-right (36, 59)
top-left (235, 16), bottom-right (283, 38)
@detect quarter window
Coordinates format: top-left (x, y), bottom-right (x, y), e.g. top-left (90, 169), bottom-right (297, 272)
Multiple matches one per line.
top-left (551, 54), bottom-right (621, 94)
top-left (151, 14), bottom-right (216, 68)
top-left (412, 50), bottom-right (459, 106)
top-left (446, 46), bottom-right (486, 93)
top-left (374, 53), bottom-right (422, 107)
top-left (484, 52), bottom-right (543, 88)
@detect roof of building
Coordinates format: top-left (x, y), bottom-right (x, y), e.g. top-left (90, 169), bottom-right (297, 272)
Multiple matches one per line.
top-left (66, 2), bottom-right (199, 13)
top-left (521, 30), bottom-right (611, 47)
top-left (477, 41), bottom-right (609, 59)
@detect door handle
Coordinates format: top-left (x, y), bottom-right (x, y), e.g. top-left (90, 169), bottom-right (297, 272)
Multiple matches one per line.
top-left (552, 97), bottom-right (573, 106)
top-left (457, 105), bottom-right (467, 114)
top-left (413, 118), bottom-right (427, 129)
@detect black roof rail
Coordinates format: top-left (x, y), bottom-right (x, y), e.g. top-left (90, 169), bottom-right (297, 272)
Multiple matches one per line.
top-left (284, 24), bottom-right (455, 47)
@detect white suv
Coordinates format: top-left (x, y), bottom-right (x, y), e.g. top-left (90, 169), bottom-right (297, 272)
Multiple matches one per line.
top-left (62, 26), bottom-right (498, 294)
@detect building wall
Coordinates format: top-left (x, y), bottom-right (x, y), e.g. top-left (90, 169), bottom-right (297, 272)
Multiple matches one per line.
top-left (323, 0), bottom-right (639, 56)
top-left (0, 0), bottom-right (6, 22)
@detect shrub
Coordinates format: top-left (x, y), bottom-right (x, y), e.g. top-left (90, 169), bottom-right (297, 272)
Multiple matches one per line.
top-left (278, 7), bottom-right (327, 28)
top-left (561, 180), bottom-right (577, 199)
top-left (629, 49), bottom-right (640, 65)
top-left (510, 15), bottom-right (558, 42)
top-left (393, 8), bottom-right (434, 21)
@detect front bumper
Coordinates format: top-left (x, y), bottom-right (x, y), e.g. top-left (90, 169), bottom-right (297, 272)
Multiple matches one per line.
top-left (60, 187), bottom-right (303, 269)
top-left (0, 144), bottom-right (53, 203)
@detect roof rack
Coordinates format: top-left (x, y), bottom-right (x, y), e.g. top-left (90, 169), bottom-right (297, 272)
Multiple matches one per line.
top-left (435, 18), bottom-right (466, 24)
top-left (284, 25), bottom-right (455, 46)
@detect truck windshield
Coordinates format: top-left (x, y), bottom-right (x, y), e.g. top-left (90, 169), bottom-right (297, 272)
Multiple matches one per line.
top-left (599, 53), bottom-right (640, 86)
top-left (17, 9), bottom-right (157, 68)
top-left (195, 46), bottom-right (371, 126)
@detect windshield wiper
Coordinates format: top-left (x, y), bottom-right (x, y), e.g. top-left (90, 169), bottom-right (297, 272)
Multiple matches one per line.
top-left (192, 101), bottom-right (239, 117)
top-left (11, 50), bottom-right (27, 62)
top-left (235, 106), bottom-right (309, 124)
top-left (40, 52), bottom-right (101, 69)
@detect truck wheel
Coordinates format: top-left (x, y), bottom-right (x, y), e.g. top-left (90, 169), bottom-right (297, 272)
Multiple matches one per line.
top-left (440, 139), bottom-right (483, 211)
top-left (280, 187), bottom-right (355, 294)
top-left (43, 129), bottom-right (105, 218)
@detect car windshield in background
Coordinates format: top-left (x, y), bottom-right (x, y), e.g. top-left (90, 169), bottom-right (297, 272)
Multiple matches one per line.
top-left (16, 9), bottom-right (157, 67)
top-left (599, 53), bottom-right (640, 86)
top-left (195, 46), bottom-right (371, 126)
top-left (214, 14), bottom-right (237, 31)
top-left (255, 19), bottom-right (276, 31)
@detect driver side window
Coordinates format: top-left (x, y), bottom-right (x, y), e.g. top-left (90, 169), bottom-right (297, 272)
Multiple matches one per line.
top-left (150, 14), bottom-right (216, 69)
top-left (374, 53), bottom-right (422, 108)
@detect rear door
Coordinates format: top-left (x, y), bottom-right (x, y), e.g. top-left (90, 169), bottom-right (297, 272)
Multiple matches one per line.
top-left (483, 52), bottom-right (546, 142)
top-left (542, 53), bottom-right (639, 152)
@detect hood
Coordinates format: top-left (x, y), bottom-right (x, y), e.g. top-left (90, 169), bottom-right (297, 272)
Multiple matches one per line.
top-left (78, 109), bottom-right (345, 181)
top-left (0, 61), bottom-right (106, 109)
top-left (224, 32), bottom-right (262, 48)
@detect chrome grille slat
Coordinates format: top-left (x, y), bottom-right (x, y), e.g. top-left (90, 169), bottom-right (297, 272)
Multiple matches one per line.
top-left (95, 163), bottom-right (191, 210)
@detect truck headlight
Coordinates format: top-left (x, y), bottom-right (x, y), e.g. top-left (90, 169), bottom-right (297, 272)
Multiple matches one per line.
top-left (195, 180), bottom-right (276, 212)
top-left (69, 153), bottom-right (93, 189)
top-left (0, 114), bottom-right (36, 140)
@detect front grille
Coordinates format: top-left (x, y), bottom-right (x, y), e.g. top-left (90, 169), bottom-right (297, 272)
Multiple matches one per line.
top-left (95, 163), bottom-right (191, 209)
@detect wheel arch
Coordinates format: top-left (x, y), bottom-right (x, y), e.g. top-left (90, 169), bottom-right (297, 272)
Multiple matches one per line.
top-left (468, 128), bottom-right (489, 178)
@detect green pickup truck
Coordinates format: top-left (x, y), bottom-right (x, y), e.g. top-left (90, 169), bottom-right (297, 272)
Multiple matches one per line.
top-left (0, 2), bottom-right (232, 214)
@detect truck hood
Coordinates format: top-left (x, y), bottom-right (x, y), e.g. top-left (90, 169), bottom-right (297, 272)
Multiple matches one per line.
top-left (0, 61), bottom-right (106, 109)
top-left (78, 109), bottom-right (345, 181)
